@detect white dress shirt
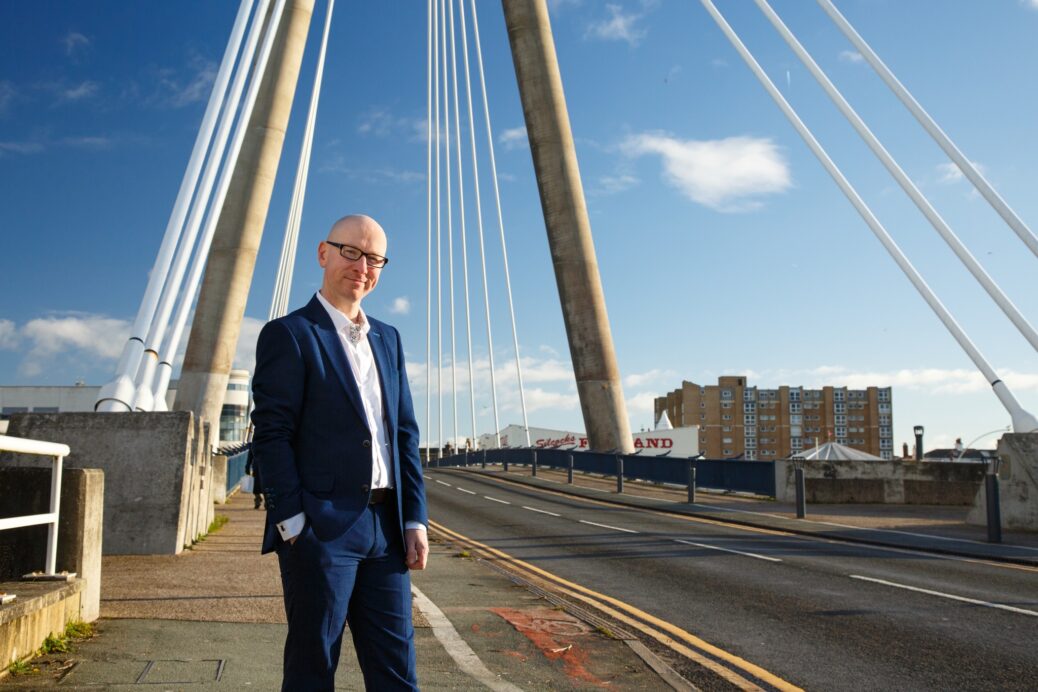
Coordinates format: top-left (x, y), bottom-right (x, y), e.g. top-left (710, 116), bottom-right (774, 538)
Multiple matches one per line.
top-left (275, 292), bottom-right (425, 541)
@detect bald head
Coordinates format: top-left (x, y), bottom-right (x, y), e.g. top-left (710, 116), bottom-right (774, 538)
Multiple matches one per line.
top-left (318, 214), bottom-right (388, 317)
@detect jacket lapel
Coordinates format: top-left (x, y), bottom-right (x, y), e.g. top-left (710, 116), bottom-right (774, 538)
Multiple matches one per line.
top-left (367, 322), bottom-right (396, 432)
top-left (303, 296), bottom-right (367, 425)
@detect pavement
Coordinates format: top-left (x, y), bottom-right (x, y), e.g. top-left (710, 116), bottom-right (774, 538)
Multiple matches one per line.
top-left (4, 464), bottom-right (1036, 690)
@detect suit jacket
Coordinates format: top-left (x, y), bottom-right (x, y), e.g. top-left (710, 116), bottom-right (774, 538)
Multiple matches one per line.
top-left (251, 294), bottom-right (427, 554)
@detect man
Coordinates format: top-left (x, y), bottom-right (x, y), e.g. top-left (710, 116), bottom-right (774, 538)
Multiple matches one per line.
top-left (252, 214), bottom-right (428, 691)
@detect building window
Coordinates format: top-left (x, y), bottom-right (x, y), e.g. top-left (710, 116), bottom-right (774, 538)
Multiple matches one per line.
top-left (790, 437), bottom-right (802, 449)
top-left (745, 450), bottom-right (757, 460)
top-left (722, 402), bottom-right (732, 409)
top-left (745, 426), bottom-right (756, 435)
top-left (878, 388), bottom-right (891, 402)
top-left (723, 426), bottom-right (732, 432)
top-left (835, 426), bottom-right (847, 436)
top-left (723, 437), bottom-right (733, 444)
top-left (743, 403), bottom-right (756, 413)
top-left (789, 389), bottom-right (801, 402)
top-left (790, 426), bottom-right (802, 437)
top-left (721, 389), bottom-right (733, 399)
top-left (744, 389), bottom-right (756, 401)
top-left (722, 414), bottom-right (733, 421)
top-left (834, 403), bottom-right (846, 414)
top-left (744, 414), bottom-right (756, 424)
top-left (790, 414), bottom-right (802, 425)
top-left (880, 426), bottom-right (891, 437)
top-left (723, 449), bottom-right (733, 455)
top-left (879, 403), bottom-right (891, 413)
top-left (745, 438), bottom-right (757, 448)
top-left (789, 403), bottom-right (802, 413)
top-left (834, 389), bottom-right (846, 402)
top-left (835, 415), bottom-right (847, 425)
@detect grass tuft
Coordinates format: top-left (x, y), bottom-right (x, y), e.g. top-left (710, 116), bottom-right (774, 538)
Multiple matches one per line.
top-left (207, 514), bottom-right (229, 534)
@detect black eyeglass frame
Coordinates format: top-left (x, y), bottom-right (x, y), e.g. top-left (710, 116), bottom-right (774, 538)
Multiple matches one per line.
top-left (324, 241), bottom-right (389, 268)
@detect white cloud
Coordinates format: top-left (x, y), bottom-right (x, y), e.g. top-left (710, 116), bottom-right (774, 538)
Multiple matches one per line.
top-left (710, 58), bottom-right (729, 69)
top-left (936, 161), bottom-right (985, 184)
top-left (357, 107), bottom-right (424, 141)
top-left (839, 50), bottom-right (864, 64)
top-left (19, 314), bottom-right (131, 376)
top-left (60, 80), bottom-right (99, 102)
top-left (63, 31), bottom-right (90, 56)
top-left (623, 368), bottom-right (676, 388)
top-left (498, 126), bottom-right (528, 151)
top-left (748, 365), bottom-right (1038, 395)
top-left (1024, 0), bottom-right (1038, 10)
top-left (0, 319), bottom-right (20, 349)
top-left (168, 56), bottom-right (217, 108)
top-left (625, 391), bottom-right (658, 416)
top-left (390, 297), bottom-right (411, 315)
top-left (0, 140), bottom-right (45, 155)
top-left (0, 81), bottom-right (16, 116)
top-left (622, 133), bottom-right (792, 211)
top-left (319, 154), bottom-right (424, 185)
top-left (586, 4), bottom-right (648, 46)
top-left (596, 173), bottom-right (639, 195)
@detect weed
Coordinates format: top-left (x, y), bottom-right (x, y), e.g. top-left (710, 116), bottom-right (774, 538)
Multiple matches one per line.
top-left (207, 514), bottom-right (229, 534)
top-left (7, 659), bottom-right (33, 675)
top-left (594, 625), bottom-right (616, 639)
top-left (40, 633), bottom-right (70, 655)
top-left (64, 620), bottom-right (94, 640)
top-left (454, 550), bottom-right (471, 559)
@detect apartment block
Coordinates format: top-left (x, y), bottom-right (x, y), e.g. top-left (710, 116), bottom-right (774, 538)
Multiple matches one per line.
top-left (654, 375), bottom-right (894, 460)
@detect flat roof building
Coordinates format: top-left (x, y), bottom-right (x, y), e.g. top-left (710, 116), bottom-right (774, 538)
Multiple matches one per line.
top-left (0, 369), bottom-right (251, 448)
top-left (654, 375), bottom-right (894, 460)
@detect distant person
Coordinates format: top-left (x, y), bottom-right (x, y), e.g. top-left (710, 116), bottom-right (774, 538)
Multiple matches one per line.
top-left (252, 214), bottom-right (427, 691)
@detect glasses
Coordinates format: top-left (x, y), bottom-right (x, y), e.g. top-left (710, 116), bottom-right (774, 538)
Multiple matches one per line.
top-left (325, 241), bottom-right (389, 268)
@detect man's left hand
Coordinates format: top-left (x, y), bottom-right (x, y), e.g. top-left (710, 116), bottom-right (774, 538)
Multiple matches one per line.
top-left (404, 528), bottom-right (428, 571)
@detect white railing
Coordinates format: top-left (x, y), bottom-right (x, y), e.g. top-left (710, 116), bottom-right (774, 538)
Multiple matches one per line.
top-left (0, 435), bottom-right (70, 575)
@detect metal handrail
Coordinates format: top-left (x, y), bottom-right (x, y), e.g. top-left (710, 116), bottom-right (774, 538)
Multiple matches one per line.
top-left (0, 435), bottom-right (71, 575)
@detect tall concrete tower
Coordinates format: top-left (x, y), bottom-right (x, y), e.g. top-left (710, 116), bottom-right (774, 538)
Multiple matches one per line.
top-left (501, 0), bottom-right (634, 453)
top-left (174, 0), bottom-right (315, 431)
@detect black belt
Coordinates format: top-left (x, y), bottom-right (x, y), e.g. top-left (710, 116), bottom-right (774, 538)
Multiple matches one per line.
top-left (369, 488), bottom-right (392, 505)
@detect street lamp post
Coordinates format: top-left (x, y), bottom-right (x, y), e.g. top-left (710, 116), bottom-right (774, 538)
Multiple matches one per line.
top-left (955, 426), bottom-right (1011, 462)
top-left (913, 425), bottom-right (924, 461)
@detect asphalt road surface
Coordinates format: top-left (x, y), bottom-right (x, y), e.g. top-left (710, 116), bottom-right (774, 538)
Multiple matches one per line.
top-left (425, 469), bottom-right (1038, 691)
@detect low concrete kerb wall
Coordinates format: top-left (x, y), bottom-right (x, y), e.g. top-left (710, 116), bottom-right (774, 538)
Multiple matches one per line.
top-left (775, 458), bottom-right (985, 505)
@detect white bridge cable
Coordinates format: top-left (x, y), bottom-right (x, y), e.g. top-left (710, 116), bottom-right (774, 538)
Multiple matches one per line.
top-left (434, 0), bottom-right (443, 451)
top-left (817, 0), bottom-right (1038, 260)
top-left (96, 0), bottom-right (256, 412)
top-left (439, 0), bottom-right (459, 448)
top-left (699, 0), bottom-right (1038, 433)
top-left (152, 0), bottom-right (290, 407)
top-left (269, 0), bottom-right (335, 320)
top-left (468, 0), bottom-right (530, 446)
top-left (446, 0), bottom-right (479, 449)
top-left (457, 0), bottom-right (501, 448)
top-left (136, 0), bottom-right (273, 410)
top-left (426, 0), bottom-right (434, 460)
top-left (755, 0), bottom-right (1038, 354)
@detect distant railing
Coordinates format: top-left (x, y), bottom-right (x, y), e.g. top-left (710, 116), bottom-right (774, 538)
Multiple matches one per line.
top-left (226, 448), bottom-right (250, 494)
top-left (430, 447), bottom-right (777, 497)
top-left (0, 435), bottom-right (71, 575)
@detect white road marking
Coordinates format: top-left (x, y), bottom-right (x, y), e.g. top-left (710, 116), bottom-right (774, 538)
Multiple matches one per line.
top-left (423, 474), bottom-right (431, 479)
top-left (457, 487), bottom-right (476, 495)
top-left (522, 505), bottom-right (561, 517)
top-left (674, 538), bottom-right (782, 563)
top-left (484, 496), bottom-right (511, 505)
top-left (579, 519), bottom-right (639, 534)
top-left (849, 575), bottom-right (1038, 617)
top-left (435, 480), bottom-right (452, 487)
top-left (412, 585), bottom-right (524, 692)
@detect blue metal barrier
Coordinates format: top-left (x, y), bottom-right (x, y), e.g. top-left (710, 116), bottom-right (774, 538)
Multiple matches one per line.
top-left (435, 448), bottom-right (776, 497)
top-left (226, 449), bottom-right (249, 494)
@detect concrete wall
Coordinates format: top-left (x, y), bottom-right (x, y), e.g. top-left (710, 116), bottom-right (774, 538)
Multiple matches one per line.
top-left (967, 433), bottom-right (1038, 530)
top-left (211, 454), bottom-right (228, 504)
top-left (0, 467), bottom-right (103, 622)
top-left (775, 458), bottom-right (985, 505)
top-left (0, 580), bottom-right (83, 670)
top-left (4, 412), bottom-right (198, 554)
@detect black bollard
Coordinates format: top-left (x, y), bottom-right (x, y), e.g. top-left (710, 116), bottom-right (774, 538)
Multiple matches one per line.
top-left (532, 449), bottom-right (538, 477)
top-left (567, 453), bottom-right (574, 484)
top-left (503, 453), bottom-right (509, 473)
top-left (687, 460), bottom-right (696, 504)
top-left (482, 449), bottom-right (487, 469)
top-left (794, 466), bottom-right (806, 519)
top-left (616, 455), bottom-right (624, 493)
top-left (986, 473), bottom-right (1002, 543)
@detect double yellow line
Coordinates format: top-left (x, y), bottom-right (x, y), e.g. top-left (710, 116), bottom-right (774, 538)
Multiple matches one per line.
top-left (430, 518), bottom-right (803, 692)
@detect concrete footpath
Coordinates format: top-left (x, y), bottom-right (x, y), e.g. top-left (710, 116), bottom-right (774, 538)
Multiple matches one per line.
top-left (0, 492), bottom-right (676, 691)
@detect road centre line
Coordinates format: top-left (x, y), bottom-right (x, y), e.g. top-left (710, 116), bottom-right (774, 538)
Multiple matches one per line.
top-left (457, 487), bottom-right (476, 495)
top-left (446, 470), bottom-right (1037, 573)
top-left (484, 495), bottom-right (510, 504)
top-left (429, 519), bottom-right (800, 692)
top-left (522, 505), bottom-right (561, 517)
top-left (849, 575), bottom-right (1038, 617)
top-left (580, 519), bottom-right (639, 534)
top-left (435, 480), bottom-right (452, 487)
top-left (674, 539), bottom-right (782, 563)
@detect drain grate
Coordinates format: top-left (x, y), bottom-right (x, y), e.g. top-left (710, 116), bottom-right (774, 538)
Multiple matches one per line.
top-left (135, 659), bottom-right (226, 684)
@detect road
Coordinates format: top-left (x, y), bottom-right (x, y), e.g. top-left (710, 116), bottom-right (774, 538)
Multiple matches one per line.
top-left (425, 468), bottom-right (1038, 691)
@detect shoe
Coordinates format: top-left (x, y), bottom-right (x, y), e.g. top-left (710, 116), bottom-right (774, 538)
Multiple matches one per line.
top-left (254, 496), bottom-right (262, 510)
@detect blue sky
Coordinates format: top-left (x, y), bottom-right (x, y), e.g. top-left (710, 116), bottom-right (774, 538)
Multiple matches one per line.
top-left (2, 0), bottom-right (1037, 453)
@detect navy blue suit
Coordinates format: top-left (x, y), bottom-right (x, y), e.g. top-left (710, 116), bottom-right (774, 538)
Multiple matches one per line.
top-left (251, 294), bottom-right (427, 691)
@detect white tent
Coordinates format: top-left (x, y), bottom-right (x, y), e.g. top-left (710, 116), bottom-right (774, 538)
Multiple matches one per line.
top-left (793, 441), bottom-right (883, 461)
top-left (655, 410), bottom-right (673, 430)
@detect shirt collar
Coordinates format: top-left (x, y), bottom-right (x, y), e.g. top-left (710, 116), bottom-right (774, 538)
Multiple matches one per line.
top-left (315, 291), bottom-right (370, 340)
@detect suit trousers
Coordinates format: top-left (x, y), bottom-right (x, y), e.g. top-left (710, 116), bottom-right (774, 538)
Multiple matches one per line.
top-left (277, 501), bottom-right (418, 691)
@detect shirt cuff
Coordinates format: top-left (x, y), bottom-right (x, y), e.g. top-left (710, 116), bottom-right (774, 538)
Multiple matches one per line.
top-left (277, 512), bottom-right (306, 541)
top-left (405, 521), bottom-right (427, 532)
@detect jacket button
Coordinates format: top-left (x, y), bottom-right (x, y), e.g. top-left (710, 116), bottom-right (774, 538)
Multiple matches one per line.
top-left (362, 440), bottom-right (371, 449)
top-left (361, 484), bottom-right (370, 493)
